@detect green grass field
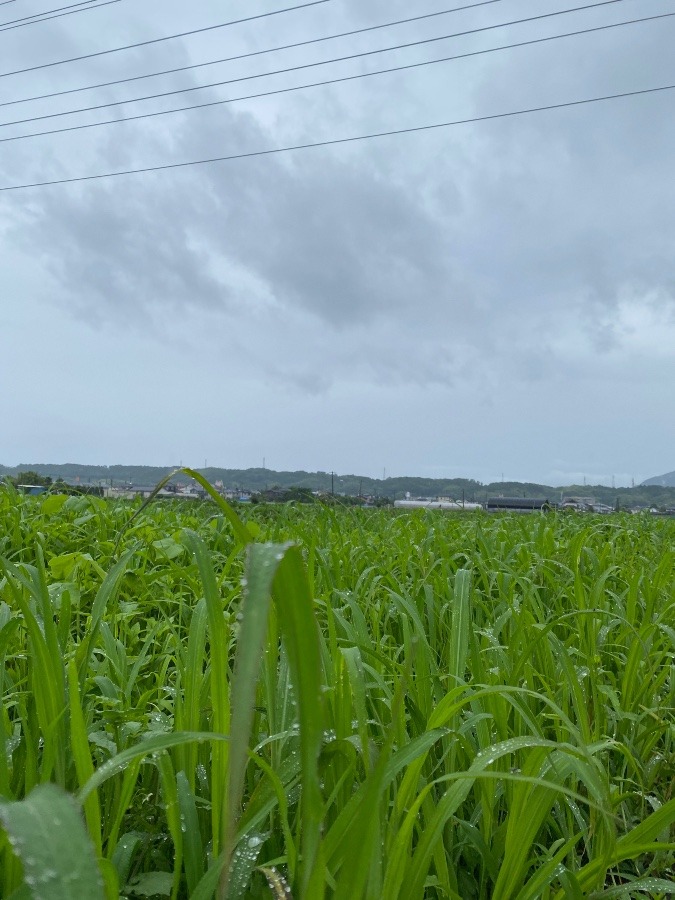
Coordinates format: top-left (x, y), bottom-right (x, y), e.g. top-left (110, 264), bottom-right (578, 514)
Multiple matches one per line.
top-left (1, 476), bottom-right (674, 898)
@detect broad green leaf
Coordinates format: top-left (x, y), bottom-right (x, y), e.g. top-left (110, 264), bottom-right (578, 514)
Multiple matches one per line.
top-left (0, 783), bottom-right (104, 899)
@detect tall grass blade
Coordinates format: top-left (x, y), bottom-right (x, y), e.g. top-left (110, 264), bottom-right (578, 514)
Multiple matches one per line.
top-left (181, 529), bottom-right (231, 859)
top-left (220, 543), bottom-right (288, 896)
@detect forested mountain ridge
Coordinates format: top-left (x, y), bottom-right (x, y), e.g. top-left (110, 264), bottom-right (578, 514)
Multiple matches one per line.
top-left (642, 470), bottom-right (675, 487)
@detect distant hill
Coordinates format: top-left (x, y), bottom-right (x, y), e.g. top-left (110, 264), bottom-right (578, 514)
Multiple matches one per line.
top-left (642, 471), bottom-right (675, 487)
top-left (3, 463), bottom-right (675, 507)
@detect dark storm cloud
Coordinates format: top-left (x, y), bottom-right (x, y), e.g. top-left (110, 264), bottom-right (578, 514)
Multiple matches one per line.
top-left (9, 98), bottom-right (461, 332)
top-left (11, 176), bottom-right (227, 325)
top-left (201, 153), bottom-right (455, 326)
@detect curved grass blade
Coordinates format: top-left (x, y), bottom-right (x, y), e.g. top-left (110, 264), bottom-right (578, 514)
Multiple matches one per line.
top-left (79, 732), bottom-right (228, 802)
top-left (113, 467), bottom-right (254, 554)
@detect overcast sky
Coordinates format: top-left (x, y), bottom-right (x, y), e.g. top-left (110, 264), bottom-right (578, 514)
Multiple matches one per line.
top-left (1, 0), bottom-right (673, 485)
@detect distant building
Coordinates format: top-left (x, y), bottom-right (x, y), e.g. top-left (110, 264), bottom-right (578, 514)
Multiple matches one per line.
top-left (486, 497), bottom-right (551, 512)
top-left (104, 486), bottom-right (199, 500)
top-left (561, 496), bottom-right (596, 510)
top-left (222, 488), bottom-right (252, 502)
top-left (103, 488), bottom-right (136, 500)
top-left (560, 497), bottom-right (613, 513)
top-left (394, 499), bottom-right (482, 511)
top-left (17, 484), bottom-right (48, 496)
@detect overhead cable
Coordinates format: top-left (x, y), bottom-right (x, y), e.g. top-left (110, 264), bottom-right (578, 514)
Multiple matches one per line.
top-left (1, 1), bottom-right (103, 27)
top-left (0, 0), bottom-right (332, 78)
top-left (1, 12), bottom-right (669, 145)
top-left (2, 82), bottom-right (672, 192)
top-left (0, 0), bottom-right (637, 129)
top-left (0, 1), bottom-right (121, 33)
top-left (1, 0), bottom-right (511, 108)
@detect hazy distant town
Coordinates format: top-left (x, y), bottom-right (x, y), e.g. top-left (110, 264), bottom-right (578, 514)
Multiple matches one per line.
top-left (3, 463), bottom-right (675, 514)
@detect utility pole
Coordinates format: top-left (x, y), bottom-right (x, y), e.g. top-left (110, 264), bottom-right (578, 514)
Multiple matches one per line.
top-left (331, 471), bottom-right (334, 496)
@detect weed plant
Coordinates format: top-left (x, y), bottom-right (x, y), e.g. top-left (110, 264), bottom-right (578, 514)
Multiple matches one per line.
top-left (0, 477), bottom-right (674, 898)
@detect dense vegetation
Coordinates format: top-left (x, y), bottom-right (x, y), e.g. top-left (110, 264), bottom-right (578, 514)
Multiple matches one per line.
top-left (0, 478), bottom-right (674, 898)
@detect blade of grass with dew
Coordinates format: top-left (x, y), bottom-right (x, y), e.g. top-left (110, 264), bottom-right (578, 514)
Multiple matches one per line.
top-left (0, 783), bottom-right (105, 899)
top-left (220, 542), bottom-right (289, 896)
top-left (74, 547), bottom-right (135, 678)
top-left (331, 685), bottom-right (407, 900)
top-left (0, 557), bottom-right (68, 785)
top-left (79, 731), bottom-right (229, 802)
top-left (181, 529), bottom-right (232, 860)
top-left (222, 542), bottom-right (326, 898)
top-left (174, 596), bottom-right (208, 788)
top-left (176, 770), bottom-right (205, 895)
top-left (271, 545), bottom-right (327, 897)
top-left (153, 751), bottom-right (183, 900)
top-left (66, 659), bottom-right (103, 858)
top-left (561, 796), bottom-right (675, 897)
top-left (246, 751), bottom-right (297, 878)
top-left (0, 617), bottom-right (20, 798)
top-left (260, 865), bottom-right (294, 898)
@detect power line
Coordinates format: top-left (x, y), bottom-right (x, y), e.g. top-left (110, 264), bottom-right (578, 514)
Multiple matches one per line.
top-left (1, 0), bottom-right (510, 109)
top-left (1, 11), bottom-right (668, 145)
top-left (0, 0), bottom-right (638, 129)
top-left (0, 0), bottom-right (332, 79)
top-left (1, 82), bottom-right (672, 192)
top-left (0, 0), bottom-right (121, 33)
top-left (1, 1), bottom-right (103, 27)
top-left (0, 0), bottom-right (98, 25)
